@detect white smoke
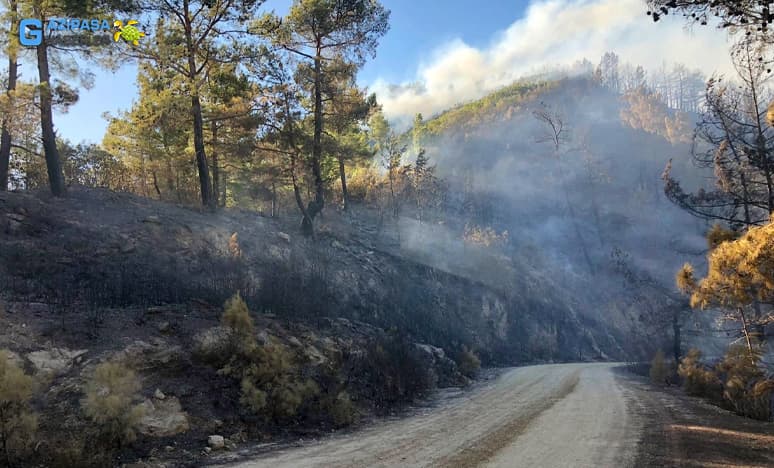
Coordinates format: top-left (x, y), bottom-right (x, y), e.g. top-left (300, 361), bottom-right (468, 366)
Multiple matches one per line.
top-left (371, 0), bottom-right (733, 122)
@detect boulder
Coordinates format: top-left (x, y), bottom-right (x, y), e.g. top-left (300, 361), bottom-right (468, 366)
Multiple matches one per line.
top-left (193, 327), bottom-right (232, 362)
top-left (207, 435), bottom-right (225, 450)
top-left (27, 348), bottom-right (87, 375)
top-left (137, 396), bottom-right (190, 437)
top-left (116, 340), bottom-right (183, 371)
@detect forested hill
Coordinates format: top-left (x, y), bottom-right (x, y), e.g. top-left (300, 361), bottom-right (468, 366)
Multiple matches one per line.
top-left (402, 75), bottom-right (710, 360)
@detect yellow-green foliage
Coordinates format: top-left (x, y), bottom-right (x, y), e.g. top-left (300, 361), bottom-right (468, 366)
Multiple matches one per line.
top-left (463, 224), bottom-right (509, 248)
top-left (222, 292), bottom-right (254, 340)
top-left (716, 345), bottom-right (772, 420)
top-left (0, 350), bottom-right (38, 463)
top-left (678, 349), bottom-right (720, 397)
top-left (706, 223), bottom-right (738, 250)
top-left (223, 338), bottom-right (319, 422)
top-left (457, 346), bottom-right (481, 379)
top-left (649, 350), bottom-right (668, 385)
top-left (229, 232), bottom-right (242, 259)
top-left (327, 391), bottom-right (358, 427)
top-left (675, 263), bottom-right (696, 294)
top-left (83, 361), bottom-right (144, 446)
top-left (683, 221), bottom-right (774, 310)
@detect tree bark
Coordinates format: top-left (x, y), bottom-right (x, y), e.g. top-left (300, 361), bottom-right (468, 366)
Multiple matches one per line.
top-left (211, 121), bottom-right (220, 207)
top-left (306, 47), bottom-right (325, 228)
top-left (183, 0), bottom-right (213, 209)
top-left (338, 155), bottom-right (349, 211)
top-left (35, 5), bottom-right (66, 197)
top-left (0, 0), bottom-right (18, 191)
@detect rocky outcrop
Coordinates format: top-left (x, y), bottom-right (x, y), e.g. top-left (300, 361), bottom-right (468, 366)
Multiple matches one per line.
top-left (137, 395), bottom-right (190, 437)
top-left (27, 348), bottom-right (87, 375)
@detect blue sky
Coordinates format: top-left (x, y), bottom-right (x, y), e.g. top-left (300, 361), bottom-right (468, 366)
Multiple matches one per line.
top-left (54, 0), bottom-right (529, 144)
top-left (54, 0), bottom-right (732, 144)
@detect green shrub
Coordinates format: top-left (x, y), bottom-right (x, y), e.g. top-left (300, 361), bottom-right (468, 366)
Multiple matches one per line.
top-left (82, 361), bottom-right (144, 448)
top-left (327, 391), bottom-right (358, 427)
top-left (716, 345), bottom-right (772, 421)
top-left (360, 334), bottom-right (436, 409)
top-left (221, 336), bottom-right (319, 423)
top-left (222, 292), bottom-right (254, 342)
top-left (678, 348), bottom-right (721, 398)
top-left (457, 346), bottom-right (481, 379)
top-left (649, 350), bottom-right (668, 385)
top-left (0, 349), bottom-right (38, 466)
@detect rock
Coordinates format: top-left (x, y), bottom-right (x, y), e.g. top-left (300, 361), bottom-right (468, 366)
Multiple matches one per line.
top-left (120, 242), bottom-right (137, 254)
top-left (277, 232), bottom-right (291, 243)
top-left (154, 388), bottom-right (166, 400)
top-left (287, 336), bottom-right (303, 348)
top-left (6, 213), bottom-right (25, 222)
top-left (164, 446), bottom-right (174, 453)
top-left (137, 396), bottom-right (190, 437)
top-left (158, 322), bottom-right (171, 334)
top-left (116, 340), bottom-right (183, 371)
top-left (203, 447), bottom-right (212, 455)
top-left (224, 438), bottom-right (237, 450)
top-left (207, 435), bottom-right (225, 450)
top-left (193, 327), bottom-right (232, 361)
top-left (27, 348), bottom-right (87, 375)
top-left (143, 215), bottom-right (162, 224)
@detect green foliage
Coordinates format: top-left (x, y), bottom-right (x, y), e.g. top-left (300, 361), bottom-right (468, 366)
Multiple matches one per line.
top-left (360, 335), bottom-right (436, 409)
top-left (716, 345), bottom-right (772, 421)
top-left (222, 292), bottom-right (254, 341)
top-left (420, 80), bottom-right (554, 138)
top-left (677, 348), bottom-right (721, 398)
top-left (326, 391), bottom-right (358, 427)
top-left (223, 339), bottom-right (319, 422)
top-left (649, 350), bottom-right (668, 385)
top-left (457, 346), bottom-right (481, 379)
top-left (82, 361), bottom-right (144, 447)
top-left (0, 350), bottom-right (38, 466)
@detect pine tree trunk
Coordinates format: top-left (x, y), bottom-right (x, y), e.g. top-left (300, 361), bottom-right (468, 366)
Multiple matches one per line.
top-left (35, 10), bottom-right (66, 197)
top-left (0, 0), bottom-right (18, 191)
top-left (211, 121), bottom-right (220, 207)
top-left (306, 47), bottom-right (325, 229)
top-left (338, 155), bottom-right (349, 211)
top-left (183, 0), bottom-right (212, 209)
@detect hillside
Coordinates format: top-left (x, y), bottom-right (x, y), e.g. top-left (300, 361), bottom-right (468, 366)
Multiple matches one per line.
top-left (0, 185), bottom-right (639, 466)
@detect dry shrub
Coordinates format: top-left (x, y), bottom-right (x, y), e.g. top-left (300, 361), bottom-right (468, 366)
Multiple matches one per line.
top-left (649, 350), bottom-right (668, 385)
top-left (82, 361), bottom-right (145, 447)
top-left (716, 345), bottom-right (773, 421)
top-left (463, 223), bottom-right (509, 248)
top-left (457, 346), bottom-right (481, 379)
top-left (678, 348), bottom-right (721, 398)
top-left (229, 232), bottom-right (242, 259)
top-left (0, 349), bottom-right (38, 466)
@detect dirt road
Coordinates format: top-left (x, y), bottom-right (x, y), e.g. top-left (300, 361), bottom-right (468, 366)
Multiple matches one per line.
top-left (227, 363), bottom-right (641, 468)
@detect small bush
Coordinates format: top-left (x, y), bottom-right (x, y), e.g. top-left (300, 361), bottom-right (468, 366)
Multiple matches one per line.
top-left (649, 350), bottom-right (668, 385)
top-left (82, 361), bottom-right (145, 448)
top-left (0, 349), bottom-right (38, 466)
top-left (360, 334), bottom-right (436, 409)
top-left (328, 391), bottom-right (358, 427)
top-left (457, 346), bottom-right (481, 379)
top-left (716, 345), bottom-right (772, 421)
top-left (222, 292), bottom-right (254, 341)
top-left (678, 348), bottom-right (721, 398)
